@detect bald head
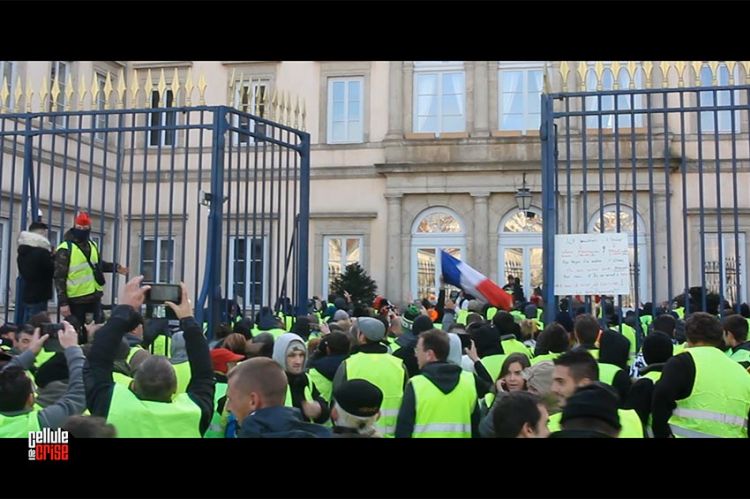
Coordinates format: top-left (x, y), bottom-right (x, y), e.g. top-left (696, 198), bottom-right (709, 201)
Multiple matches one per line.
top-left (227, 357), bottom-right (288, 423)
top-left (133, 356), bottom-right (177, 402)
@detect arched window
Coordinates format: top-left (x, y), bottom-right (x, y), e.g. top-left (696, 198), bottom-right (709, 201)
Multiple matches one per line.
top-left (411, 207), bottom-right (466, 301)
top-left (498, 208), bottom-right (543, 300)
top-left (588, 205), bottom-right (649, 308)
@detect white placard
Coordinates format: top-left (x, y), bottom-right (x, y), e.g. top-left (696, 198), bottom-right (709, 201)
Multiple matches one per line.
top-left (554, 233), bottom-right (630, 296)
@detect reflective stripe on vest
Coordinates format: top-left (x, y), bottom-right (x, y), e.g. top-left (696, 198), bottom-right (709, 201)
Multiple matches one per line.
top-left (57, 240), bottom-right (103, 298)
top-left (0, 410), bottom-right (41, 437)
top-left (346, 352), bottom-right (406, 438)
top-left (107, 384), bottom-right (202, 438)
top-left (410, 371), bottom-right (476, 438)
top-left (172, 361), bottom-right (192, 395)
top-left (668, 346), bottom-right (750, 438)
top-left (205, 382), bottom-right (229, 438)
top-left (308, 368), bottom-right (333, 402)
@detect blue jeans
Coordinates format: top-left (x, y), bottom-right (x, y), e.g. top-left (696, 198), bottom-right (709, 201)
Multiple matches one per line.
top-left (23, 301), bottom-right (49, 324)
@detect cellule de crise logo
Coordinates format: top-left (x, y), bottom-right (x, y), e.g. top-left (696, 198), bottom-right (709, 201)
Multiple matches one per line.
top-left (28, 428), bottom-right (69, 461)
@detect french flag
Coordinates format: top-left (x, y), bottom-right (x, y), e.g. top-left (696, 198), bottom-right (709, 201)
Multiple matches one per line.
top-left (441, 250), bottom-right (512, 311)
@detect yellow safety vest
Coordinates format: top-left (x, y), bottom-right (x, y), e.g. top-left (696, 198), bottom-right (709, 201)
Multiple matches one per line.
top-left (346, 352), bottom-right (406, 438)
top-left (0, 410), bottom-right (41, 437)
top-left (548, 408), bottom-right (643, 438)
top-left (204, 382), bottom-right (229, 438)
top-left (57, 240), bottom-right (103, 298)
top-left (480, 354), bottom-right (507, 382)
top-left (598, 362), bottom-right (623, 387)
top-left (172, 361), bottom-right (192, 395)
top-left (531, 352), bottom-right (560, 365)
top-left (307, 368), bottom-right (333, 403)
top-left (410, 371), bottom-right (476, 438)
top-left (107, 384), bottom-right (202, 438)
top-left (668, 346), bottom-right (750, 438)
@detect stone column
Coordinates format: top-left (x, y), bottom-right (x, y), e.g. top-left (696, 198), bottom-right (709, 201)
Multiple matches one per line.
top-left (385, 61), bottom-right (404, 140)
top-left (385, 194), bottom-right (403, 302)
top-left (472, 62), bottom-right (490, 138)
top-left (472, 193), bottom-right (490, 275)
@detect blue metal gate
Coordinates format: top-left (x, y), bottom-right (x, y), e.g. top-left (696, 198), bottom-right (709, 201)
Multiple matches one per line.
top-left (0, 103), bottom-right (309, 337)
top-left (541, 62), bottom-right (750, 328)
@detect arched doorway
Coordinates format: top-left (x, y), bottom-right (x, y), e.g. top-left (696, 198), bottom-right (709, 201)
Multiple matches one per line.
top-left (498, 208), bottom-right (543, 300)
top-left (588, 205), bottom-right (649, 308)
top-left (410, 207), bottom-right (466, 301)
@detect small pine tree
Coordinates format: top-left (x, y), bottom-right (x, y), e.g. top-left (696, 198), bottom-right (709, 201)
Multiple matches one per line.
top-left (330, 262), bottom-right (378, 308)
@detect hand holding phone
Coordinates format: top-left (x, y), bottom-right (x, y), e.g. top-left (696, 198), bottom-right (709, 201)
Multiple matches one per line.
top-left (143, 282), bottom-right (182, 305)
top-left (40, 323), bottom-right (65, 353)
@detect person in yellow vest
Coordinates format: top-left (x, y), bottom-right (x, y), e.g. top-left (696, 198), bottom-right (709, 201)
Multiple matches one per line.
top-left (271, 333), bottom-right (330, 424)
top-left (226, 357), bottom-right (330, 438)
top-left (549, 383), bottom-right (622, 438)
top-left (331, 379), bottom-right (384, 438)
top-left (597, 329), bottom-right (632, 405)
top-left (722, 314), bottom-right (750, 369)
top-left (478, 352), bottom-right (531, 437)
top-left (652, 312), bottom-right (750, 438)
top-left (169, 332), bottom-right (193, 395)
top-left (307, 332), bottom-right (350, 403)
top-left (204, 347), bottom-right (244, 438)
top-left (333, 317), bottom-right (408, 437)
top-left (549, 349), bottom-right (644, 438)
top-left (492, 391), bottom-right (550, 438)
top-left (532, 323), bottom-right (569, 364)
top-left (395, 329), bottom-right (480, 438)
top-left (0, 321), bottom-right (86, 437)
top-left (54, 212), bottom-right (128, 327)
top-left (624, 331), bottom-right (674, 435)
top-left (83, 277), bottom-right (215, 438)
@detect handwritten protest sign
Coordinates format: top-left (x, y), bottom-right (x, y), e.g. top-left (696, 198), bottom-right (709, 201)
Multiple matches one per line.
top-left (554, 233), bottom-right (630, 296)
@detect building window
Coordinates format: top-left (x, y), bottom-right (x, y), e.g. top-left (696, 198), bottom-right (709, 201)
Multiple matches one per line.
top-left (699, 63), bottom-right (741, 133)
top-left (228, 236), bottom-right (266, 309)
top-left (327, 77), bottom-right (363, 143)
top-left (585, 62), bottom-right (644, 129)
top-left (323, 236), bottom-right (362, 299)
top-left (0, 61), bottom-right (17, 109)
top-left (498, 209), bottom-right (544, 299)
top-left (141, 237), bottom-right (174, 283)
top-left (94, 72), bottom-right (107, 141)
top-left (410, 207), bottom-right (465, 300)
top-left (0, 220), bottom-right (6, 305)
top-left (233, 80), bottom-right (268, 145)
top-left (49, 61), bottom-right (70, 124)
top-left (703, 232), bottom-right (746, 305)
top-left (498, 62), bottom-right (544, 132)
top-left (413, 62), bottom-right (465, 134)
top-left (588, 206), bottom-right (649, 308)
top-left (149, 90), bottom-right (176, 147)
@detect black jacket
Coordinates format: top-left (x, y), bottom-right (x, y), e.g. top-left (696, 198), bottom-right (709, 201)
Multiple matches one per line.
top-left (238, 406), bottom-right (331, 438)
top-left (395, 361), bottom-right (480, 438)
top-left (83, 305), bottom-right (215, 435)
top-left (393, 333), bottom-right (420, 378)
top-left (17, 231), bottom-right (55, 303)
top-left (287, 371), bottom-right (330, 424)
top-left (624, 362), bottom-right (666, 429)
top-left (651, 349), bottom-right (750, 438)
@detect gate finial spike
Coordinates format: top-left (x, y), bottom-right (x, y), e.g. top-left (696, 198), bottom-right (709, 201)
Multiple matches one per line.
top-left (50, 74), bottom-right (61, 112)
top-left (90, 72), bottom-right (100, 111)
top-left (743, 61), bottom-right (750, 81)
top-left (627, 61), bottom-right (637, 89)
top-left (559, 61), bottom-right (570, 91)
top-left (103, 72), bottom-right (114, 110)
top-left (25, 78), bottom-right (33, 112)
top-left (130, 69), bottom-right (140, 108)
top-left (675, 61), bottom-right (688, 87)
top-left (301, 98), bottom-right (306, 131)
top-left (197, 72), bottom-right (207, 105)
top-left (577, 61), bottom-right (587, 91)
top-left (39, 75), bottom-right (49, 112)
top-left (65, 73), bottom-right (74, 111)
top-left (116, 69), bottom-right (126, 109)
top-left (271, 88), bottom-right (279, 121)
top-left (228, 68), bottom-right (236, 107)
top-left (659, 61), bottom-right (671, 88)
top-left (184, 67), bottom-right (194, 106)
top-left (14, 75), bottom-right (23, 112)
top-left (294, 94), bottom-right (300, 129)
top-left (0, 76), bottom-right (8, 111)
top-left (78, 72), bottom-right (87, 110)
top-left (171, 68), bottom-right (180, 106)
top-left (158, 68), bottom-right (167, 107)
top-left (687, 61), bottom-right (700, 87)
top-left (145, 69), bottom-right (154, 107)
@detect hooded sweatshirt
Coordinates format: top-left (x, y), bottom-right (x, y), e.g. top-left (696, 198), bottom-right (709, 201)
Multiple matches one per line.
top-left (17, 231), bottom-right (55, 303)
top-left (394, 361), bottom-right (481, 438)
top-left (237, 405), bottom-right (331, 438)
top-left (272, 333), bottom-right (330, 424)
